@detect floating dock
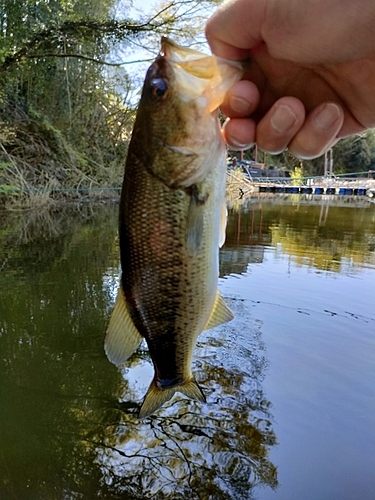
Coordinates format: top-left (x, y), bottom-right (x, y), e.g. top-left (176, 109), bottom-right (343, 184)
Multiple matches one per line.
top-left (257, 184), bottom-right (372, 196)
top-left (228, 173), bottom-right (375, 198)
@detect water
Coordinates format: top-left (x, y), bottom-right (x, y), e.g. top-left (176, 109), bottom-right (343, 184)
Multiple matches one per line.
top-left (0, 195), bottom-right (374, 499)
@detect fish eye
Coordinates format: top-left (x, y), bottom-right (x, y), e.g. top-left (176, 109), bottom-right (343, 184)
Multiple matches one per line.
top-left (150, 78), bottom-right (168, 99)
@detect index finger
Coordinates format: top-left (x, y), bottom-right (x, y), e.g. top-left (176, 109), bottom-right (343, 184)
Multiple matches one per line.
top-left (205, 0), bottom-right (266, 59)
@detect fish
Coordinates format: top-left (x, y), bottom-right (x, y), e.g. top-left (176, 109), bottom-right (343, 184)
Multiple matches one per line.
top-left (105, 37), bottom-right (244, 419)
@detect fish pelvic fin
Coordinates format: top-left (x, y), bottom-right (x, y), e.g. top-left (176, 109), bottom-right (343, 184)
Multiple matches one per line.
top-left (204, 290), bottom-right (234, 331)
top-left (138, 377), bottom-right (206, 419)
top-left (104, 283), bottom-right (143, 366)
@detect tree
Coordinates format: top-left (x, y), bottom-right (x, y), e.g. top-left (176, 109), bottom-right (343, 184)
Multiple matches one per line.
top-left (0, 0), bottom-right (220, 206)
top-left (332, 133), bottom-right (373, 174)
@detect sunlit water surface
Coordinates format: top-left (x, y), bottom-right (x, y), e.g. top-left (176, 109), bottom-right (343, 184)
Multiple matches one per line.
top-left (0, 195), bottom-right (374, 499)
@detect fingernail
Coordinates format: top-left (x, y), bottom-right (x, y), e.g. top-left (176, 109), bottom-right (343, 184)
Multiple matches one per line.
top-left (227, 138), bottom-right (254, 151)
top-left (230, 95), bottom-right (252, 114)
top-left (314, 103), bottom-right (341, 130)
top-left (270, 104), bottom-right (298, 133)
top-left (225, 131), bottom-right (253, 150)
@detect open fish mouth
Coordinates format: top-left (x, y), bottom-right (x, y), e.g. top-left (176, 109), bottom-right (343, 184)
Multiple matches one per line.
top-left (160, 35), bottom-right (246, 112)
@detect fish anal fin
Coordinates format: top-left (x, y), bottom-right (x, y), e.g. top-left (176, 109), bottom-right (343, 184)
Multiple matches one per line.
top-left (204, 290), bottom-right (234, 331)
top-left (104, 284), bottom-right (143, 366)
top-left (138, 377), bottom-right (206, 419)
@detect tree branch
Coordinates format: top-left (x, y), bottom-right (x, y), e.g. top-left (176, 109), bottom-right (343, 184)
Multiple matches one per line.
top-left (27, 52), bottom-right (153, 66)
top-left (0, 18), bottom-right (168, 73)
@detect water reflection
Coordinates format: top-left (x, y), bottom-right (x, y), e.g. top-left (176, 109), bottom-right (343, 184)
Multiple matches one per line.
top-left (224, 194), bottom-right (375, 275)
top-left (1, 195), bottom-right (374, 498)
top-left (98, 301), bottom-right (277, 498)
top-left (0, 204), bottom-right (121, 498)
top-left (72, 321), bottom-right (276, 498)
top-left (0, 203), bottom-right (277, 499)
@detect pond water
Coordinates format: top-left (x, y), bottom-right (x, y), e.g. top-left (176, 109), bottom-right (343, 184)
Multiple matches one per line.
top-left (0, 194), bottom-right (374, 500)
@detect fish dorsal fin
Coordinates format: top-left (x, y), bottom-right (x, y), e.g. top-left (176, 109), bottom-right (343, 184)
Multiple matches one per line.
top-left (204, 290), bottom-right (234, 331)
top-left (219, 202), bottom-right (227, 248)
top-left (104, 284), bottom-right (143, 366)
top-left (138, 376), bottom-right (206, 419)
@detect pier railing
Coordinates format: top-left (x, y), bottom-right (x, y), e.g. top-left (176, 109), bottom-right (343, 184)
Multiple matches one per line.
top-left (238, 171), bottom-right (375, 196)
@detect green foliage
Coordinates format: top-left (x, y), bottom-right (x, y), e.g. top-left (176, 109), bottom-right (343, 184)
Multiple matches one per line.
top-left (0, 162), bottom-right (13, 169)
top-left (0, 0), bottom-right (137, 204)
top-left (332, 131), bottom-right (375, 173)
top-left (0, 184), bottom-right (19, 193)
top-left (0, 0), bottom-right (238, 206)
top-left (288, 130), bottom-right (375, 177)
top-left (290, 165), bottom-right (304, 186)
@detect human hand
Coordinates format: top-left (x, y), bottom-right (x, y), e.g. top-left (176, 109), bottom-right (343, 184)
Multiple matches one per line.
top-left (206, 0), bottom-right (375, 158)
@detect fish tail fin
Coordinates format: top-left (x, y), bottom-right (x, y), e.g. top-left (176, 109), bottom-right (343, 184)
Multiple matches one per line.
top-left (177, 376), bottom-right (206, 404)
top-left (138, 377), bottom-right (206, 419)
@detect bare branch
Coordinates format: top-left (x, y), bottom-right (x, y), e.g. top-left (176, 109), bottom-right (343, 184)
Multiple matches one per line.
top-left (27, 52), bottom-right (153, 66)
top-left (0, 18), bottom-right (169, 73)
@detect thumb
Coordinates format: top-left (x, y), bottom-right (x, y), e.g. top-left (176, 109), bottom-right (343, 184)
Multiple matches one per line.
top-left (205, 0), bottom-right (266, 59)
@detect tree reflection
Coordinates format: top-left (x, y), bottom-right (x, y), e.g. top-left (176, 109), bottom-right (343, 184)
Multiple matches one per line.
top-left (5, 192), bottom-right (373, 497)
top-left (0, 204), bottom-right (122, 498)
top-left (97, 309), bottom-right (277, 499)
top-left (224, 196), bottom-right (375, 274)
top-left (0, 203), bottom-right (278, 499)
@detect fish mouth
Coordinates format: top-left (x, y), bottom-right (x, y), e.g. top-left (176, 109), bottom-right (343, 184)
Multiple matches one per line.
top-left (159, 36), bottom-right (246, 112)
top-left (160, 36), bottom-right (218, 80)
top-left (160, 36), bottom-right (204, 61)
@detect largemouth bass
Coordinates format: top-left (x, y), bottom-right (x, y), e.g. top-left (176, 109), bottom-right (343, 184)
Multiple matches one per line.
top-left (105, 37), bottom-right (244, 419)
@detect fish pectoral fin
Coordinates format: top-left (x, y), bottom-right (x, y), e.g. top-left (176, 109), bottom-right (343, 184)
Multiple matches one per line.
top-left (219, 202), bottom-right (228, 248)
top-left (204, 290), bottom-right (234, 331)
top-left (186, 201), bottom-right (203, 256)
top-left (104, 284), bottom-right (143, 366)
top-left (138, 377), bottom-right (206, 419)
top-left (186, 185), bottom-right (208, 256)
